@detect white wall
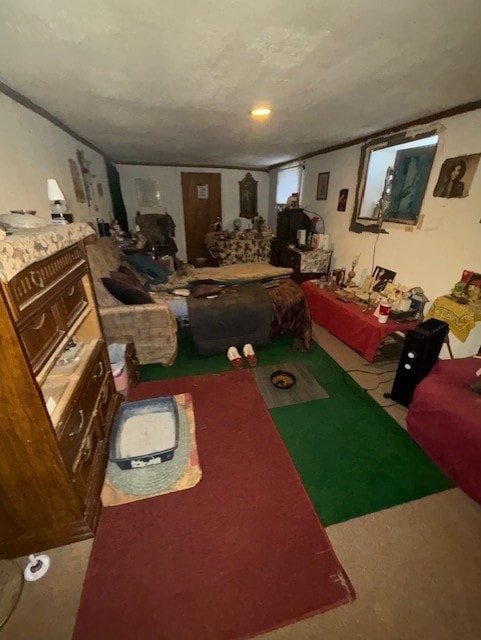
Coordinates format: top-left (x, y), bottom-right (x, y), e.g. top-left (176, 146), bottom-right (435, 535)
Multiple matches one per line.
top-left (270, 109), bottom-right (481, 358)
top-left (0, 93), bottom-right (112, 225)
top-left (116, 165), bottom-right (269, 262)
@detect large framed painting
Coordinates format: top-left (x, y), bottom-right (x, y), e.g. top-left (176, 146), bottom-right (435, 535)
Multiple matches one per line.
top-left (385, 145), bottom-right (436, 223)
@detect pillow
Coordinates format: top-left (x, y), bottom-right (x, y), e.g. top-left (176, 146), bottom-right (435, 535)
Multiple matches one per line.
top-left (0, 213), bottom-right (51, 229)
top-left (109, 270), bottom-right (143, 290)
top-left (101, 277), bottom-right (154, 305)
top-left (118, 262), bottom-right (151, 288)
top-left (122, 254), bottom-right (169, 284)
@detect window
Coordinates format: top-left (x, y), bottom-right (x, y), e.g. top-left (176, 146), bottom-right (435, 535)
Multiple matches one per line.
top-left (350, 130), bottom-right (439, 233)
top-left (276, 165), bottom-right (302, 205)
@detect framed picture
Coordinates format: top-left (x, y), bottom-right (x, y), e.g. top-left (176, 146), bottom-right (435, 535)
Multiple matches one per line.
top-left (68, 159), bottom-right (86, 203)
top-left (465, 272), bottom-right (481, 302)
top-left (372, 266), bottom-right (396, 293)
top-left (239, 172), bottom-right (258, 219)
top-left (316, 172), bottom-right (330, 200)
top-left (337, 188), bottom-right (348, 211)
top-left (433, 154), bottom-right (481, 199)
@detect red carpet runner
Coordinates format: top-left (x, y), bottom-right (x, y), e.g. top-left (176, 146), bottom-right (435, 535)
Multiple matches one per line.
top-left (73, 370), bottom-right (355, 640)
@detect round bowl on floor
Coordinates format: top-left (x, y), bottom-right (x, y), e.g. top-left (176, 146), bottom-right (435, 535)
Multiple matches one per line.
top-left (270, 370), bottom-right (296, 390)
top-left (195, 257), bottom-right (207, 266)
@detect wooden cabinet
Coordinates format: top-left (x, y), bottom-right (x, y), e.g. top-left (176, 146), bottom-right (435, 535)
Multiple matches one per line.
top-left (270, 239), bottom-right (332, 283)
top-left (0, 240), bottom-right (122, 558)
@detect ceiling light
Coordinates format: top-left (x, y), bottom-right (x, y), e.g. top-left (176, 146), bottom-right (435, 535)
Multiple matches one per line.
top-left (250, 108), bottom-right (271, 117)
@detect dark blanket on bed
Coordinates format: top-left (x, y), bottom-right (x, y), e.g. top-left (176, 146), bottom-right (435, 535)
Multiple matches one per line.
top-left (187, 284), bottom-right (272, 355)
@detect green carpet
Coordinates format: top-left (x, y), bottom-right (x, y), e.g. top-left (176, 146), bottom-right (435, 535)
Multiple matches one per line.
top-left (141, 330), bottom-right (452, 525)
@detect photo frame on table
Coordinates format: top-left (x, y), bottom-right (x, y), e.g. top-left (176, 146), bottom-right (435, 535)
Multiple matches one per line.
top-left (316, 172), bottom-right (330, 200)
top-left (372, 266), bottom-right (396, 293)
top-left (465, 272), bottom-right (481, 302)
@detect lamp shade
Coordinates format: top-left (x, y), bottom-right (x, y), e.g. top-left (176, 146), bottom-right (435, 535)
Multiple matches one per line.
top-left (47, 179), bottom-right (66, 202)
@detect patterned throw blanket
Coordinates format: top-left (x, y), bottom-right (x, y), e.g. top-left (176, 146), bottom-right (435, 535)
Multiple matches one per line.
top-left (150, 261), bottom-right (293, 291)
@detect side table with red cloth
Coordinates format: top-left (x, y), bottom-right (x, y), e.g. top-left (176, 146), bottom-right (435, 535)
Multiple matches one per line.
top-left (301, 281), bottom-right (420, 362)
top-left (406, 357), bottom-right (481, 503)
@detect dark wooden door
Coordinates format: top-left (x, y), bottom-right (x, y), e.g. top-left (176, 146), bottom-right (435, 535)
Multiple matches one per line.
top-left (181, 172), bottom-right (221, 263)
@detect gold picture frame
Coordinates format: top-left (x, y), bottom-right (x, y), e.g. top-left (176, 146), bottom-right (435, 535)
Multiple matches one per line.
top-left (316, 172), bottom-right (330, 200)
top-left (239, 172), bottom-right (258, 219)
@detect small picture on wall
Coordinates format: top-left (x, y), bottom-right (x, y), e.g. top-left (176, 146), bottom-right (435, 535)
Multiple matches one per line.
top-left (372, 266), bottom-right (396, 293)
top-left (337, 188), bottom-right (349, 211)
top-left (433, 153), bottom-right (481, 198)
top-left (316, 172), bottom-right (330, 200)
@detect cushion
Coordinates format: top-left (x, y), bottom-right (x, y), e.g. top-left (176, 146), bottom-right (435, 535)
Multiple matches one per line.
top-left (109, 270), bottom-right (143, 290)
top-left (118, 262), bottom-right (151, 288)
top-left (122, 254), bottom-right (169, 284)
top-left (101, 278), bottom-right (154, 305)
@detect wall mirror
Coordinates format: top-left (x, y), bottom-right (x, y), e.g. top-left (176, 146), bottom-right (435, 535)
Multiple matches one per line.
top-left (350, 129), bottom-right (439, 233)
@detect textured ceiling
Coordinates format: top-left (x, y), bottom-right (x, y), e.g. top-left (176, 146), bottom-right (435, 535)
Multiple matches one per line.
top-left (1, 0), bottom-right (481, 169)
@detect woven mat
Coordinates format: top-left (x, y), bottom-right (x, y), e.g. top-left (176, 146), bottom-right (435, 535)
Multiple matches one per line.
top-left (252, 361), bottom-right (329, 408)
top-left (101, 393), bottom-right (201, 507)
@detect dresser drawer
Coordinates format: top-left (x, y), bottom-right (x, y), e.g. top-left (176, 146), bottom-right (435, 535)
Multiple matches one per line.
top-left (58, 279), bottom-right (88, 328)
top-left (72, 416), bottom-right (101, 503)
top-left (58, 343), bottom-right (106, 471)
top-left (97, 374), bottom-right (116, 438)
top-left (19, 305), bottom-right (66, 374)
top-left (7, 244), bottom-right (86, 318)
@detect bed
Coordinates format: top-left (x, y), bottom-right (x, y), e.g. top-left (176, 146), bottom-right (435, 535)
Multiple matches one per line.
top-left (150, 262), bottom-right (312, 355)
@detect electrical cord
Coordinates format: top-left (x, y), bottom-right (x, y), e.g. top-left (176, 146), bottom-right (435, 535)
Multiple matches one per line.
top-left (342, 369), bottom-right (395, 394)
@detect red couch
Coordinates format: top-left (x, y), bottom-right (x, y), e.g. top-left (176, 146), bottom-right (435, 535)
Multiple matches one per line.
top-left (406, 357), bottom-right (481, 503)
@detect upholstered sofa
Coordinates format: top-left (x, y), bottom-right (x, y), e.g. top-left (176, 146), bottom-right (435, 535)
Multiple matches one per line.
top-left (85, 237), bottom-right (177, 366)
top-left (406, 356), bottom-right (481, 503)
top-left (205, 232), bottom-right (272, 265)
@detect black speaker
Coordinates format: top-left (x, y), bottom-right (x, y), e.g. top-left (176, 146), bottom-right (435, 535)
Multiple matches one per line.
top-left (390, 319), bottom-right (449, 407)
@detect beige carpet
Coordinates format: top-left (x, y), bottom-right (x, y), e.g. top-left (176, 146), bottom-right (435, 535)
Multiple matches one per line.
top-left (262, 488), bottom-right (481, 640)
top-left (3, 324), bottom-right (481, 640)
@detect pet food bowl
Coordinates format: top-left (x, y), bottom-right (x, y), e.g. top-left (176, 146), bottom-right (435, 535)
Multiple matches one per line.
top-left (195, 257), bottom-right (207, 266)
top-left (270, 370), bottom-right (296, 390)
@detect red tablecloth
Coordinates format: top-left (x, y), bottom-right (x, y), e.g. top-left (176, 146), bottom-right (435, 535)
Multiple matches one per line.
top-left (301, 282), bottom-right (419, 361)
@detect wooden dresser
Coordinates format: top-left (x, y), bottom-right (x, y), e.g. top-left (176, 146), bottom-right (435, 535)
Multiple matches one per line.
top-left (0, 234), bottom-right (122, 557)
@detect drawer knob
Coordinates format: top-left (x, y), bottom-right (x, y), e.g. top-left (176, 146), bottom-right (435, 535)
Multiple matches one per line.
top-left (68, 409), bottom-right (84, 438)
top-left (93, 361), bottom-right (104, 380)
top-left (30, 313), bottom-right (46, 330)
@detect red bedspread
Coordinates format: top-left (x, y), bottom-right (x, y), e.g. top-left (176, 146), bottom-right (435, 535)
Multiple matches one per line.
top-left (407, 357), bottom-right (481, 503)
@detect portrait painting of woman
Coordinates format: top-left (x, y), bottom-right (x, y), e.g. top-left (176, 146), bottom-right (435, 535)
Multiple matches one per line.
top-left (433, 154), bottom-right (480, 199)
